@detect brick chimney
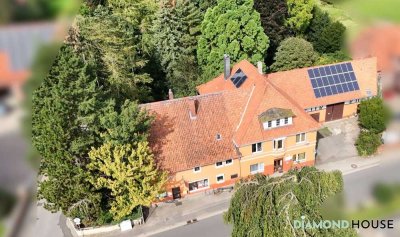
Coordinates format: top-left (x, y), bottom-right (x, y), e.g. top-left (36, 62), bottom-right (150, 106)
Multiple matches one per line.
top-left (188, 98), bottom-right (198, 119)
top-left (168, 89), bottom-right (174, 100)
top-left (224, 54), bottom-right (231, 80)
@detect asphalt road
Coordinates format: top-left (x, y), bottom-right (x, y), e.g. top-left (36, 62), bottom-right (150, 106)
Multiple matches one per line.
top-left (150, 214), bottom-right (231, 237)
top-left (150, 158), bottom-right (400, 237)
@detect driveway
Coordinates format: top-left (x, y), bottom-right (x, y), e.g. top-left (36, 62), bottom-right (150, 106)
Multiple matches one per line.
top-left (316, 117), bottom-right (360, 164)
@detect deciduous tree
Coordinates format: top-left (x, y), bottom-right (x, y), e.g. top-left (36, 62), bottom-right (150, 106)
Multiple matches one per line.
top-left (87, 142), bottom-right (167, 221)
top-left (358, 97), bottom-right (391, 133)
top-left (197, 0), bottom-right (269, 79)
top-left (286, 0), bottom-right (314, 34)
top-left (270, 37), bottom-right (318, 72)
top-left (224, 167), bottom-right (357, 237)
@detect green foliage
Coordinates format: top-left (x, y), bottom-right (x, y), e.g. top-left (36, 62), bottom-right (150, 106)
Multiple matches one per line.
top-left (87, 142), bottom-right (167, 221)
top-left (152, 0), bottom-right (202, 97)
top-left (253, 0), bottom-right (292, 65)
top-left (316, 50), bottom-right (351, 65)
top-left (373, 183), bottom-right (396, 204)
top-left (0, 188), bottom-right (16, 218)
top-left (197, 0), bottom-right (269, 79)
top-left (306, 7), bottom-right (346, 53)
top-left (78, 6), bottom-right (152, 101)
top-left (225, 167), bottom-right (357, 237)
top-left (270, 37), bottom-right (318, 72)
top-left (358, 97), bottom-right (391, 133)
top-left (286, 0), bottom-right (314, 34)
top-left (32, 45), bottom-right (106, 225)
top-left (355, 131), bottom-right (382, 156)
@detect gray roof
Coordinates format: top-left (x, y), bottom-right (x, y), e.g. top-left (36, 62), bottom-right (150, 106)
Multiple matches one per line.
top-left (0, 22), bottom-right (57, 71)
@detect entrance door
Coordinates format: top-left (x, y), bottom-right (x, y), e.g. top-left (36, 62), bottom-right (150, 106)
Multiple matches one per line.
top-left (325, 103), bottom-right (344, 121)
top-left (172, 187), bottom-right (181, 199)
top-left (274, 158), bottom-right (283, 173)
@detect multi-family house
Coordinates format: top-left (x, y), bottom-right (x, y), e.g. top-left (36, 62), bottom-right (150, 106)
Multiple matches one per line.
top-left (142, 56), bottom-right (377, 200)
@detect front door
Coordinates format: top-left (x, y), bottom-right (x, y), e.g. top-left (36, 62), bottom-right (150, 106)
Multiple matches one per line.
top-left (325, 103), bottom-right (344, 121)
top-left (172, 187), bottom-right (181, 199)
top-left (274, 158), bottom-right (283, 173)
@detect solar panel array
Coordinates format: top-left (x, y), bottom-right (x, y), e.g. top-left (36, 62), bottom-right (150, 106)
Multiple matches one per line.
top-left (230, 69), bottom-right (247, 88)
top-left (307, 62), bottom-right (360, 98)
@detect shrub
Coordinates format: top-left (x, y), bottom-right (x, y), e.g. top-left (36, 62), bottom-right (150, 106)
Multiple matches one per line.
top-left (355, 131), bottom-right (381, 156)
top-left (373, 184), bottom-right (395, 204)
top-left (358, 97), bottom-right (391, 133)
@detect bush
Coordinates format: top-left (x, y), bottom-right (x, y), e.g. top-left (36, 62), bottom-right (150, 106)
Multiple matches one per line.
top-left (270, 37), bottom-right (318, 72)
top-left (373, 184), bottom-right (395, 204)
top-left (358, 97), bottom-right (391, 133)
top-left (355, 131), bottom-right (381, 156)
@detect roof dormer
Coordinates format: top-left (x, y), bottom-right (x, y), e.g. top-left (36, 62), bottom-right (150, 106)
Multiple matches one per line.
top-left (259, 108), bottom-right (294, 130)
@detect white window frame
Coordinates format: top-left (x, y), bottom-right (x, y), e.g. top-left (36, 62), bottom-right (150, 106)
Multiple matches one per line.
top-left (193, 166), bottom-right (201, 173)
top-left (225, 159), bottom-right (233, 166)
top-left (250, 163), bottom-right (264, 174)
top-left (216, 174), bottom-right (225, 184)
top-left (296, 133), bottom-right (306, 143)
top-left (293, 152), bottom-right (306, 163)
top-left (273, 138), bottom-right (285, 150)
top-left (188, 178), bottom-right (209, 192)
top-left (215, 161), bottom-right (223, 168)
top-left (252, 142), bottom-right (262, 153)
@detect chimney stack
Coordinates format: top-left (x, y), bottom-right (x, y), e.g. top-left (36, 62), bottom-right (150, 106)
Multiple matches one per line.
top-left (224, 54), bottom-right (231, 80)
top-left (188, 98), bottom-right (198, 119)
top-left (257, 61), bottom-right (263, 74)
top-left (168, 89), bottom-right (174, 100)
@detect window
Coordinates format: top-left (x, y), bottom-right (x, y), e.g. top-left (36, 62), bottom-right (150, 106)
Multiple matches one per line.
top-left (284, 117), bottom-right (289, 124)
top-left (193, 166), bottom-right (201, 173)
top-left (250, 163), bottom-right (264, 174)
top-left (252, 142), bottom-right (262, 153)
top-left (216, 134), bottom-right (222, 140)
top-left (273, 139), bottom-right (284, 150)
top-left (189, 179), bottom-right (209, 191)
top-left (276, 119), bottom-right (280, 126)
top-left (293, 152), bottom-right (306, 163)
top-left (267, 121), bottom-right (272, 128)
top-left (296, 133), bottom-right (306, 143)
top-left (225, 159), bottom-right (233, 165)
top-left (215, 161), bottom-right (223, 167)
top-left (216, 174), bottom-right (224, 183)
top-left (231, 174), bottom-right (238, 179)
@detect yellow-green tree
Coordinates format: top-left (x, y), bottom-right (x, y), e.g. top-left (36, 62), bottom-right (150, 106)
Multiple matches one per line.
top-left (87, 142), bottom-right (167, 221)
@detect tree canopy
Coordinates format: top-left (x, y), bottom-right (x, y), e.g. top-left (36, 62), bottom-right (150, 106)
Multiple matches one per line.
top-left (224, 167), bottom-right (357, 237)
top-left (87, 142), bottom-right (166, 221)
top-left (286, 0), bottom-right (314, 34)
top-left (152, 0), bottom-right (202, 97)
top-left (197, 0), bottom-right (269, 79)
top-left (270, 37), bottom-right (318, 72)
top-left (358, 97), bottom-right (391, 133)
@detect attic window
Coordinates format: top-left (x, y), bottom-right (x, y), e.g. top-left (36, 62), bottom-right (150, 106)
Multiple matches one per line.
top-left (259, 108), bottom-right (294, 130)
top-left (216, 134), bottom-right (222, 140)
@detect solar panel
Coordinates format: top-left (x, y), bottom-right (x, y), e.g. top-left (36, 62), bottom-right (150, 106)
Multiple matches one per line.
top-left (230, 69), bottom-right (248, 88)
top-left (307, 62), bottom-right (360, 98)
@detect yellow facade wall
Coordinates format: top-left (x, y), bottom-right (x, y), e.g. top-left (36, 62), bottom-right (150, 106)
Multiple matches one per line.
top-left (308, 103), bottom-right (359, 122)
top-left (166, 131), bottom-right (318, 197)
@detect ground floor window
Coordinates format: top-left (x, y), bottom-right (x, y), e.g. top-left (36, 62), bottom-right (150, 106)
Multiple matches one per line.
top-left (188, 179), bottom-right (209, 191)
top-left (292, 152), bottom-right (306, 163)
top-left (216, 174), bottom-right (224, 183)
top-left (250, 163), bottom-right (264, 174)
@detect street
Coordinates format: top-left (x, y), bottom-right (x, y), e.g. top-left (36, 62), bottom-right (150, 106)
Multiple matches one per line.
top-left (149, 157), bottom-right (400, 237)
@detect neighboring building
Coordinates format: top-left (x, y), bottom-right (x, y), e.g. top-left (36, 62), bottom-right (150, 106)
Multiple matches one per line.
top-left (351, 24), bottom-right (400, 95)
top-left (143, 56), bottom-right (377, 199)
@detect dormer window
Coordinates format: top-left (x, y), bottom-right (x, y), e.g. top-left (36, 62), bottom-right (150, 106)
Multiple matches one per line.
top-left (259, 108), bottom-right (294, 130)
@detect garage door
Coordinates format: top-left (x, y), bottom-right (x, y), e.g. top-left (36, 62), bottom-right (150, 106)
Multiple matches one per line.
top-left (325, 103), bottom-right (344, 121)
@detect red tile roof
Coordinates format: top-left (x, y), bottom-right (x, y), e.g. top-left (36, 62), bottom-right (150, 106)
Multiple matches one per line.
top-left (351, 24), bottom-right (400, 72)
top-left (0, 53), bottom-right (29, 88)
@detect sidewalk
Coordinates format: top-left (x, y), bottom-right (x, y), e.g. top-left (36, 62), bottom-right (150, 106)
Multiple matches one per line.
top-left (316, 155), bottom-right (381, 175)
top-left (120, 191), bottom-right (233, 237)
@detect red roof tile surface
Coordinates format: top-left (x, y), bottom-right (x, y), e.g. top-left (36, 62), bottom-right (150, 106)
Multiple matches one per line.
top-left (145, 58), bottom-right (376, 173)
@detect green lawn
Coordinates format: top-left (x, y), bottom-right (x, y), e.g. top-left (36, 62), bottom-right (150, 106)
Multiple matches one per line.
top-left (348, 195), bottom-right (400, 220)
top-left (0, 223), bottom-right (4, 237)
